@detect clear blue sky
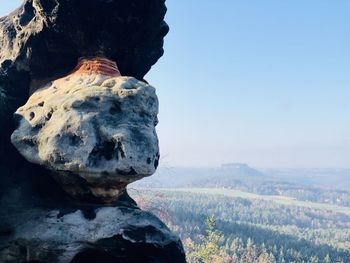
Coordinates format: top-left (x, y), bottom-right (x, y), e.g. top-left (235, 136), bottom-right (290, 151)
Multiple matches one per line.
top-left (1, 1), bottom-right (349, 168)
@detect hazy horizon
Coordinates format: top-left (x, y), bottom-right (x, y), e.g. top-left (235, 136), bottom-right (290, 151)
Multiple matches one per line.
top-left (1, 1), bottom-right (349, 169)
top-left (156, 162), bottom-right (350, 170)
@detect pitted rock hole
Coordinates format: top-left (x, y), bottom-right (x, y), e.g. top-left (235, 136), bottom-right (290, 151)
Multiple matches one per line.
top-left (68, 134), bottom-right (83, 146)
top-left (89, 140), bottom-right (117, 165)
top-left (29, 112), bottom-right (35, 121)
top-left (109, 101), bottom-right (122, 115)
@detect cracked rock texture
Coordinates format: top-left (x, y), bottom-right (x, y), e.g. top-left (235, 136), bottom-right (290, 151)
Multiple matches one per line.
top-left (11, 57), bottom-right (160, 202)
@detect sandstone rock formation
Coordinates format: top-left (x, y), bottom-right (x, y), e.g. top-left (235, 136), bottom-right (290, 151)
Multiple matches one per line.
top-left (0, 0), bottom-right (186, 262)
top-left (0, 167), bottom-right (186, 263)
top-left (0, 0), bottom-right (168, 80)
top-left (0, 0), bottom-right (169, 165)
top-left (11, 57), bottom-right (160, 202)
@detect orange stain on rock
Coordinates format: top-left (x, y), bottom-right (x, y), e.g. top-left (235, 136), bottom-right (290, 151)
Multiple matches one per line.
top-left (70, 57), bottom-right (121, 77)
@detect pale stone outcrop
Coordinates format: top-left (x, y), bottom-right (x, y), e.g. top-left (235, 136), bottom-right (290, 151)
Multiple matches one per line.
top-left (11, 58), bottom-right (160, 202)
top-left (0, 180), bottom-right (186, 263)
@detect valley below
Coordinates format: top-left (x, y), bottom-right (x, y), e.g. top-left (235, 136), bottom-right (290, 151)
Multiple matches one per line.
top-left (129, 164), bottom-right (350, 262)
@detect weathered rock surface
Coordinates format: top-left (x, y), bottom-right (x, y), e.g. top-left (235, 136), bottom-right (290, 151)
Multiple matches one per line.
top-left (0, 0), bottom-right (168, 80)
top-left (11, 57), bottom-right (159, 202)
top-left (0, 0), bottom-right (169, 164)
top-left (0, 1), bottom-right (185, 262)
top-left (1, 207), bottom-right (184, 263)
top-left (0, 166), bottom-right (186, 263)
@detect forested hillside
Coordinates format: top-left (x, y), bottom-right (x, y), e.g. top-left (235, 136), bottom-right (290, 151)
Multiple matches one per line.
top-left (130, 188), bottom-right (350, 263)
top-left (133, 165), bottom-right (350, 207)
